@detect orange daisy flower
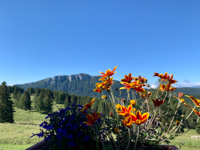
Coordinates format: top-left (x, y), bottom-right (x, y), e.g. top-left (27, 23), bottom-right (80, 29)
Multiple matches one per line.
top-left (130, 110), bottom-right (149, 125)
top-left (152, 99), bottom-right (164, 107)
top-left (121, 73), bottom-right (134, 83)
top-left (81, 98), bottom-right (95, 111)
top-left (185, 95), bottom-right (200, 107)
top-left (120, 81), bottom-right (145, 93)
top-left (99, 66), bottom-right (117, 80)
top-left (193, 110), bottom-right (200, 117)
top-left (122, 115), bottom-right (133, 128)
top-left (83, 111), bottom-right (101, 126)
top-left (116, 104), bottom-right (132, 117)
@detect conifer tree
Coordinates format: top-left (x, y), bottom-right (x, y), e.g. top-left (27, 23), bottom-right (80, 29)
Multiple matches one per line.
top-left (0, 82), bottom-right (14, 123)
top-left (26, 87), bottom-right (35, 95)
top-left (19, 91), bottom-right (31, 110)
top-left (64, 95), bottom-right (71, 108)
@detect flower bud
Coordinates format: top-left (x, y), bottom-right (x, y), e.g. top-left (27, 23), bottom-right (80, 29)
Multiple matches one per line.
top-left (180, 99), bottom-right (185, 103)
top-left (178, 92), bottom-right (184, 98)
top-left (148, 91), bottom-right (152, 96)
top-left (101, 95), bottom-right (107, 99)
top-left (116, 104), bottom-right (121, 110)
top-left (109, 111), bottom-right (113, 117)
top-left (114, 128), bottom-right (119, 134)
top-left (130, 100), bottom-right (136, 106)
top-left (176, 120), bottom-right (180, 125)
top-left (181, 115), bottom-right (185, 118)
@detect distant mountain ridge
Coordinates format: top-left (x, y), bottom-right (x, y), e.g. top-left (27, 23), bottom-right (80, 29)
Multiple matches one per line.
top-left (15, 73), bottom-right (128, 98)
top-left (15, 73), bottom-right (200, 97)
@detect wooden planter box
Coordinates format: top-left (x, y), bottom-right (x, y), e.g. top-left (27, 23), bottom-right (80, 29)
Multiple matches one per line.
top-left (26, 140), bottom-right (179, 150)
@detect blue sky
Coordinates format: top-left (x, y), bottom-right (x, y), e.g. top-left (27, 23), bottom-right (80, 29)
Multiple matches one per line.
top-left (0, 0), bottom-right (200, 88)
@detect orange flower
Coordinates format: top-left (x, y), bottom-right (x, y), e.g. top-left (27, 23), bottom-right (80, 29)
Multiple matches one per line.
top-left (120, 81), bottom-right (145, 93)
top-left (93, 87), bottom-right (102, 93)
top-left (185, 95), bottom-right (200, 107)
top-left (99, 66), bottom-right (117, 80)
top-left (121, 73), bottom-right (134, 83)
top-left (140, 91), bottom-right (151, 98)
top-left (81, 98), bottom-right (95, 111)
top-left (138, 76), bottom-right (148, 84)
top-left (130, 110), bottom-right (149, 125)
top-left (169, 74), bottom-right (177, 84)
top-left (193, 110), bottom-right (200, 117)
top-left (122, 115), bottom-right (133, 128)
top-left (83, 111), bottom-right (100, 126)
top-left (116, 104), bottom-right (132, 117)
top-left (93, 82), bottom-right (109, 92)
top-left (152, 99), bottom-right (164, 107)
top-left (158, 72), bottom-right (172, 81)
top-left (102, 77), bottom-right (114, 87)
top-left (160, 84), bottom-right (166, 92)
top-left (154, 72), bottom-right (173, 82)
top-left (160, 83), bottom-right (176, 92)
top-left (153, 72), bottom-right (159, 77)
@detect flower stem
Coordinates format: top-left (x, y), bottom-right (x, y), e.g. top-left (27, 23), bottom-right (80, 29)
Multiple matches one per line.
top-left (134, 126), bottom-right (139, 150)
top-left (132, 89), bottom-right (136, 101)
top-left (156, 80), bottom-right (161, 99)
top-left (167, 101), bottom-right (181, 132)
top-left (126, 128), bottom-right (131, 150)
top-left (186, 105), bottom-right (196, 120)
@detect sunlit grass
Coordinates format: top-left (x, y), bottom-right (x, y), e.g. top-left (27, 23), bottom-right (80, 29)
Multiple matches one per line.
top-left (170, 129), bottom-right (200, 150)
top-left (0, 101), bottom-right (200, 150)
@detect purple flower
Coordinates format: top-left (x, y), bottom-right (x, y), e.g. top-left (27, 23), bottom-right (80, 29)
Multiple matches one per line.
top-left (68, 141), bottom-right (76, 147)
top-left (83, 135), bottom-right (90, 141)
top-left (70, 124), bottom-right (78, 130)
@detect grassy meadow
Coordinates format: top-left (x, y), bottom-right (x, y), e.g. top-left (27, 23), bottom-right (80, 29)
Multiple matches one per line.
top-left (0, 97), bottom-right (200, 150)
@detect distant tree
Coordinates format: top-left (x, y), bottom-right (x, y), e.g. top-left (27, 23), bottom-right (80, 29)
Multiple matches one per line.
top-left (0, 82), bottom-right (14, 123)
top-left (196, 123), bottom-right (200, 134)
top-left (70, 95), bottom-right (77, 104)
top-left (36, 90), bottom-right (52, 114)
top-left (64, 95), bottom-right (71, 108)
top-left (26, 87), bottom-right (35, 95)
top-left (56, 92), bottom-right (66, 104)
top-left (19, 91), bottom-right (31, 110)
top-left (36, 90), bottom-right (45, 112)
top-left (14, 91), bottom-right (22, 108)
top-left (33, 88), bottom-right (41, 110)
top-left (43, 92), bottom-right (53, 114)
top-left (13, 86), bottom-right (24, 99)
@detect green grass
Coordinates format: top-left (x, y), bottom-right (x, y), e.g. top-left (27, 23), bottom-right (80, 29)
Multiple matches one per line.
top-left (0, 100), bottom-right (200, 150)
top-left (170, 129), bottom-right (200, 150)
top-left (0, 103), bottom-right (65, 150)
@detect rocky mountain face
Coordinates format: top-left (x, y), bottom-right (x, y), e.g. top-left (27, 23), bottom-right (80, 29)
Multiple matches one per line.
top-left (15, 73), bottom-right (128, 98)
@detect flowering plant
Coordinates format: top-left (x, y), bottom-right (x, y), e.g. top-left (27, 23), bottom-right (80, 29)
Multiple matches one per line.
top-left (32, 66), bottom-right (200, 150)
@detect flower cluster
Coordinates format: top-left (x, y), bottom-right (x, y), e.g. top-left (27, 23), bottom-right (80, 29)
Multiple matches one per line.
top-left (31, 103), bottom-right (98, 150)
top-left (154, 72), bottom-right (177, 92)
top-left (33, 66), bottom-right (200, 150)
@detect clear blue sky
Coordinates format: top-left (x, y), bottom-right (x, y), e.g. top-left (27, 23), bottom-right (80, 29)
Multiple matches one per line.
top-left (0, 0), bottom-right (200, 88)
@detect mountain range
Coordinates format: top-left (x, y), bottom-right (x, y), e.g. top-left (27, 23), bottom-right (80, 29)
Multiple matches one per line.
top-left (15, 73), bottom-right (200, 97)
